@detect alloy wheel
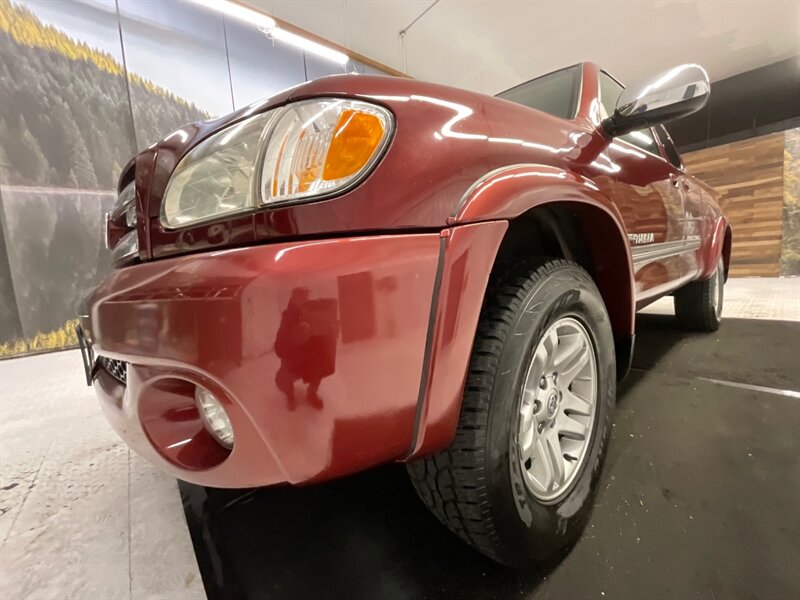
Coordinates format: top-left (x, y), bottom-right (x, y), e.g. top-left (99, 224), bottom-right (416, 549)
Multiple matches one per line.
top-left (516, 317), bottom-right (598, 503)
top-left (711, 264), bottom-right (724, 319)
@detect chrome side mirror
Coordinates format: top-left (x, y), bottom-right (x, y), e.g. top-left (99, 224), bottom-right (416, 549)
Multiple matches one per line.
top-left (603, 64), bottom-right (710, 137)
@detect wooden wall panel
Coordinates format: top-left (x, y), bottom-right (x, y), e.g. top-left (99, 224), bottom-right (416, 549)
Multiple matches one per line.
top-left (683, 132), bottom-right (786, 277)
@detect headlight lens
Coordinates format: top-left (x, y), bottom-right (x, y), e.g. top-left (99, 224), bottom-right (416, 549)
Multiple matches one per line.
top-left (161, 112), bottom-right (276, 228)
top-left (260, 99), bottom-right (392, 204)
top-left (160, 99), bottom-right (392, 229)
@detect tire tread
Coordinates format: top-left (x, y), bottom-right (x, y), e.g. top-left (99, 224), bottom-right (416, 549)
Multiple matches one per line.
top-left (674, 265), bottom-right (722, 332)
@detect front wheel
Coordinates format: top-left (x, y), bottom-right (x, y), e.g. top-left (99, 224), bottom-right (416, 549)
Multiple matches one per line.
top-left (407, 258), bottom-right (616, 567)
top-left (674, 259), bottom-right (724, 331)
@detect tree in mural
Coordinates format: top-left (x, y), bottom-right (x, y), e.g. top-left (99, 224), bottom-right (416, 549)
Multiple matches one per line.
top-left (0, 195), bottom-right (24, 345)
top-left (780, 129), bottom-right (800, 276)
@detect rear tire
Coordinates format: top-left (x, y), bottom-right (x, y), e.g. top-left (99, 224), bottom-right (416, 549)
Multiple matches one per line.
top-left (674, 260), bottom-right (724, 332)
top-left (407, 258), bottom-right (616, 567)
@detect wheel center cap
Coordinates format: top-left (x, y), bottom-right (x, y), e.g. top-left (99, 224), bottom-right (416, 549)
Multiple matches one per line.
top-left (546, 391), bottom-right (560, 417)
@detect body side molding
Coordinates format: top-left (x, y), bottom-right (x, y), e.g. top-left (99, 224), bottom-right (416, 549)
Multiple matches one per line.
top-left (630, 237), bottom-right (702, 268)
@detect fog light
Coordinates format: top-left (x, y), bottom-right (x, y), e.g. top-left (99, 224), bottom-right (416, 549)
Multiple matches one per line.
top-left (195, 386), bottom-right (234, 449)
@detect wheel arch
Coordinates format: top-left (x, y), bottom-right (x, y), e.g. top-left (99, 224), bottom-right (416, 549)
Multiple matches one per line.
top-left (452, 164), bottom-right (636, 374)
top-left (722, 224), bottom-right (733, 282)
top-left (701, 217), bottom-right (732, 281)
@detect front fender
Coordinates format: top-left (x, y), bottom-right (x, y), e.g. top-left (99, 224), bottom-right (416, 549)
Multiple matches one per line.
top-left (408, 165), bottom-right (637, 459)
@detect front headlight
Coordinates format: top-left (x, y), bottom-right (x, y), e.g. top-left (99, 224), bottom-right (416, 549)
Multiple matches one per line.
top-left (161, 99), bottom-right (393, 229)
top-left (161, 112), bottom-right (276, 228)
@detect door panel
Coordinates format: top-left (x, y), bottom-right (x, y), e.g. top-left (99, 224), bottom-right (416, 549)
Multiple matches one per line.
top-left (597, 72), bottom-right (695, 308)
top-left (604, 130), bottom-right (687, 306)
top-left (656, 125), bottom-right (705, 280)
top-left (676, 174), bottom-right (705, 279)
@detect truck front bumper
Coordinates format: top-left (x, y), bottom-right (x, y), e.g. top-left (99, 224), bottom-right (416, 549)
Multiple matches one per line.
top-left (83, 233), bottom-right (443, 488)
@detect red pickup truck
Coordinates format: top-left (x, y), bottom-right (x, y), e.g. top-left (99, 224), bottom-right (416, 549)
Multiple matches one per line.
top-left (78, 61), bottom-right (730, 566)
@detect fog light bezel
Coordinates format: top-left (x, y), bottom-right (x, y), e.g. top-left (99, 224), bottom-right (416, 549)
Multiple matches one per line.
top-left (195, 386), bottom-right (235, 450)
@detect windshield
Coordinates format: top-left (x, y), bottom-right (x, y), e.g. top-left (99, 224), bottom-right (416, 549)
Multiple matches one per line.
top-left (496, 65), bottom-right (581, 119)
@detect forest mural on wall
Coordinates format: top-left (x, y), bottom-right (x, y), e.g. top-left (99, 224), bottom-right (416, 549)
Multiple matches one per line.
top-left (0, 0), bottom-right (212, 190)
top-left (0, 0), bottom-right (132, 356)
top-left (0, 0), bottom-right (382, 358)
top-left (0, 0), bottom-right (212, 356)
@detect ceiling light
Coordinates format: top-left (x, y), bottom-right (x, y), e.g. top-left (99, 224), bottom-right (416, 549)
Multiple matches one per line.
top-left (192, 0), bottom-right (276, 29)
top-left (193, 0), bottom-right (348, 66)
top-left (271, 27), bottom-right (349, 65)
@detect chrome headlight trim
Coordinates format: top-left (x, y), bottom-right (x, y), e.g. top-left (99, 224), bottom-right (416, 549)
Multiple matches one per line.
top-left (110, 229), bottom-right (139, 265)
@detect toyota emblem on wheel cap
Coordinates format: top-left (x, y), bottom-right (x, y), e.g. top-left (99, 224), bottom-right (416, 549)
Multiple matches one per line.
top-left (547, 392), bottom-right (559, 416)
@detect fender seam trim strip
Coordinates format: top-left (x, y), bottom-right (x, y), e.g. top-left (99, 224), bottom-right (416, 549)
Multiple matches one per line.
top-left (407, 234), bottom-right (448, 457)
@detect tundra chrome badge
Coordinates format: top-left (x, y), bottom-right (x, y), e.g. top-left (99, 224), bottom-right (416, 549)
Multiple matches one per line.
top-left (628, 232), bottom-right (655, 244)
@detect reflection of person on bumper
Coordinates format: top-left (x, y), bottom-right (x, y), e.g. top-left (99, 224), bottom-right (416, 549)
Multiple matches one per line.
top-left (274, 287), bottom-right (339, 410)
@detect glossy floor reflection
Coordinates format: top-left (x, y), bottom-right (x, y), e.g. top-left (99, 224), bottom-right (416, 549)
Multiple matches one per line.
top-left (181, 315), bottom-right (800, 600)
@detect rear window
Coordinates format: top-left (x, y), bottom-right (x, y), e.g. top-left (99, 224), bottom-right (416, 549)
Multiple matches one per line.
top-left (496, 65), bottom-right (581, 119)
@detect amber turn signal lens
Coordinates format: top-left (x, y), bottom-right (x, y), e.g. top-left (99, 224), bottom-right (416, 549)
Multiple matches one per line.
top-left (261, 99), bottom-right (392, 204)
top-left (322, 110), bottom-right (385, 181)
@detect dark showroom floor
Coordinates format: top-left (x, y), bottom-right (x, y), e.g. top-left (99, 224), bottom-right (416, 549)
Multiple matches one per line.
top-left (181, 313), bottom-right (800, 600)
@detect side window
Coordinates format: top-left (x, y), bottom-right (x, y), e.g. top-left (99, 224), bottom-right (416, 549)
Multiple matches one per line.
top-left (497, 65), bottom-right (582, 120)
top-left (598, 71), bottom-right (623, 120)
top-left (657, 125), bottom-right (683, 169)
top-left (620, 129), bottom-right (660, 155)
top-left (599, 70), bottom-right (660, 156)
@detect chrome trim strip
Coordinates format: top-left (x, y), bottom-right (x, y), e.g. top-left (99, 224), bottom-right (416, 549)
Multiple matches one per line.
top-left (631, 237), bottom-right (701, 266)
top-left (110, 181), bottom-right (136, 221)
top-left (110, 229), bottom-right (139, 265)
top-left (407, 235), bottom-right (448, 457)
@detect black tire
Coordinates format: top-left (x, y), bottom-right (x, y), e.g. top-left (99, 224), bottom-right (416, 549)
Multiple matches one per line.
top-left (674, 260), bottom-right (724, 332)
top-left (407, 258), bottom-right (616, 567)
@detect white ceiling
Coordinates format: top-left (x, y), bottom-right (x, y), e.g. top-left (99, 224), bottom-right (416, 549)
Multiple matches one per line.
top-left (247, 0), bottom-right (800, 94)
